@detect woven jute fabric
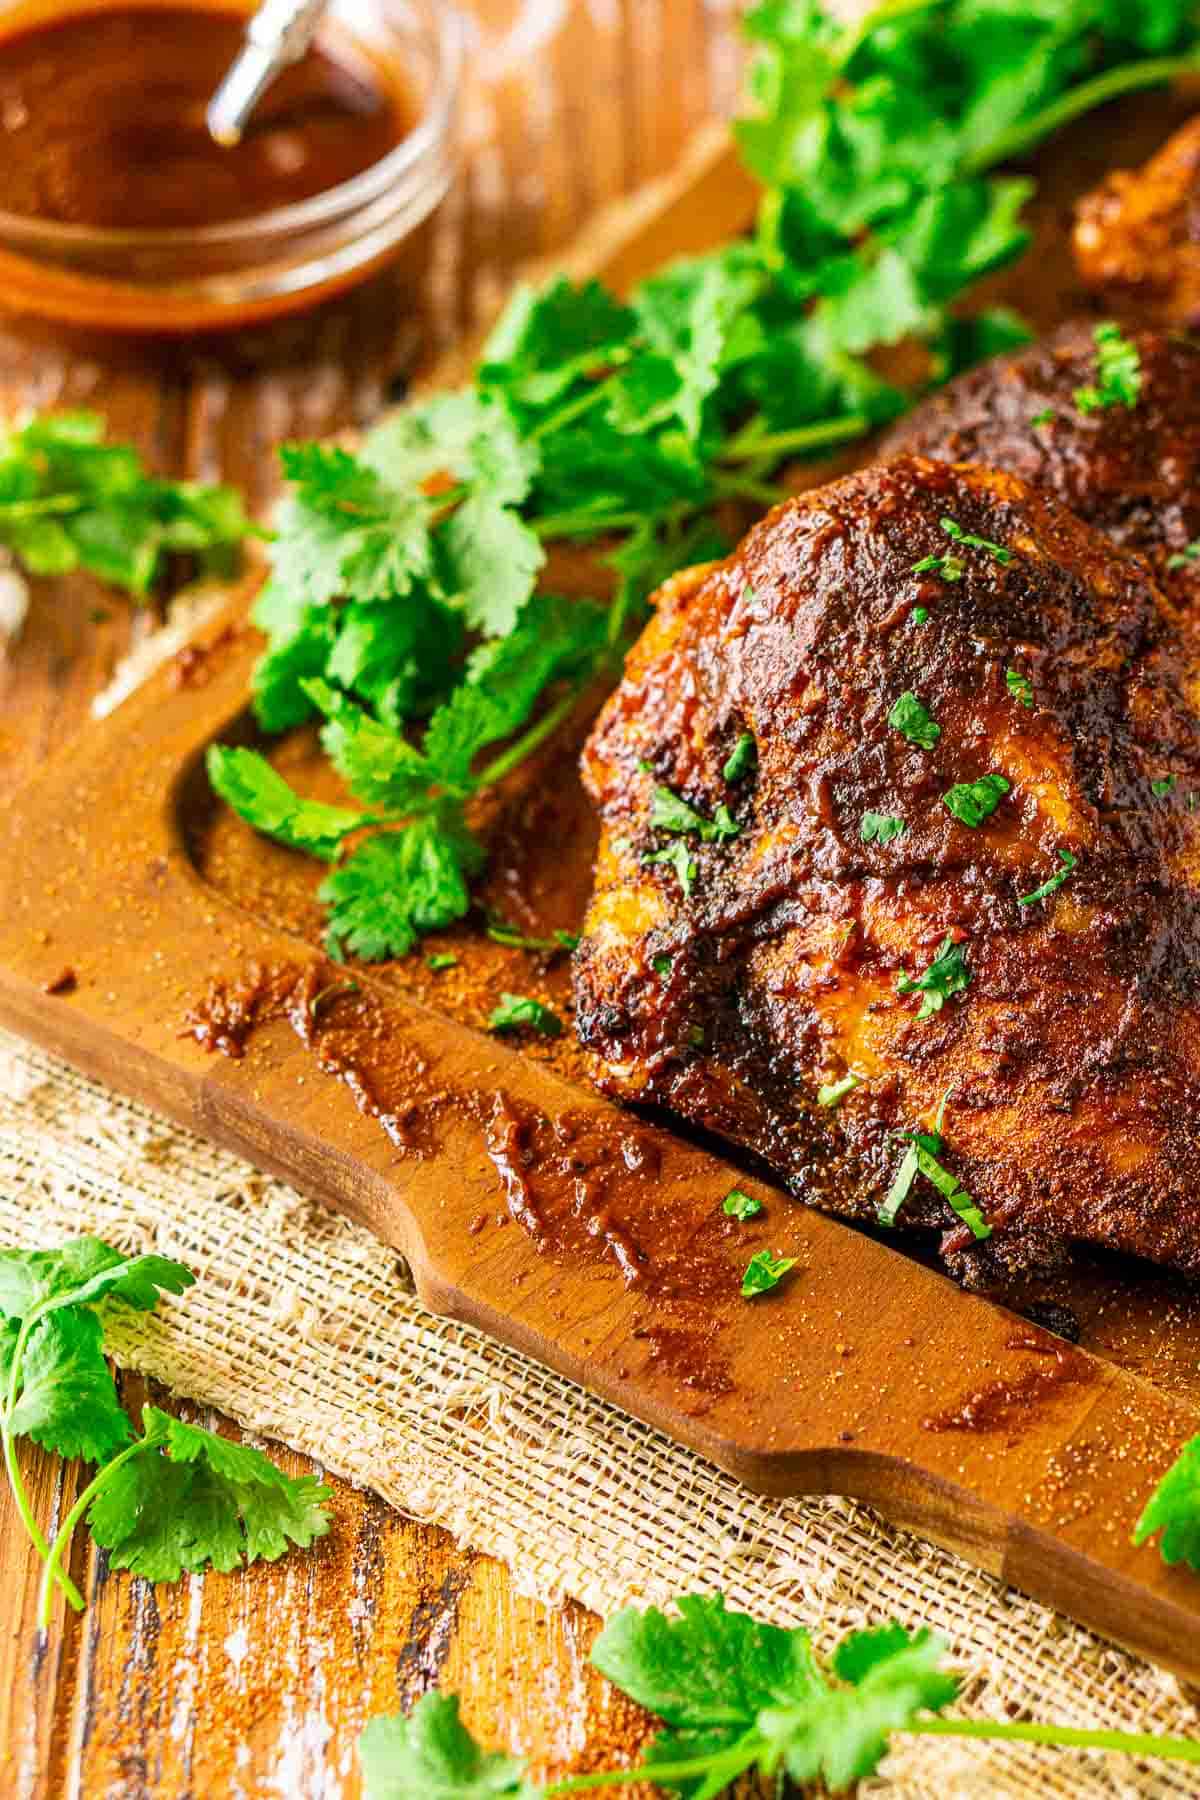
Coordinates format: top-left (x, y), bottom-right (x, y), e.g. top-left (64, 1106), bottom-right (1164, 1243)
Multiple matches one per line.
top-left (0, 1027), bottom-right (1195, 1797)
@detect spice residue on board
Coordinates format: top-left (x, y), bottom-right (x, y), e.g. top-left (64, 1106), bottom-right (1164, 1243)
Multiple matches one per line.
top-left (922, 1333), bottom-right (1094, 1436)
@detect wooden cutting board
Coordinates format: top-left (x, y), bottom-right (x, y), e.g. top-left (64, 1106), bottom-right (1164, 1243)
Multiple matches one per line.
top-left (6, 99), bottom-right (1200, 1684)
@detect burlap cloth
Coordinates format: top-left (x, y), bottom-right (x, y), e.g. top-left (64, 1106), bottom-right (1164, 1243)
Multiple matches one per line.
top-left (2, 1030), bottom-right (1198, 1796)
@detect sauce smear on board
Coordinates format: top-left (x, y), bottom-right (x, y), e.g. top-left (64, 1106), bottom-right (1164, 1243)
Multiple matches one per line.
top-left (0, 5), bottom-right (407, 230)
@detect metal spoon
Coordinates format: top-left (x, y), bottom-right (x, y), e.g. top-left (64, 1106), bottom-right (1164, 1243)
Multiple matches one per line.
top-left (206, 0), bottom-right (332, 147)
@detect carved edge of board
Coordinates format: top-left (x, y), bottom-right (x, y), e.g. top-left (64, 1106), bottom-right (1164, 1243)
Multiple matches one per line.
top-left (3, 613), bottom-right (1200, 1680)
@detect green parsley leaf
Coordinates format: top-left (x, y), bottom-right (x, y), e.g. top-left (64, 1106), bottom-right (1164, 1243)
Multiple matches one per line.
top-left (320, 814), bottom-right (484, 963)
top-left (488, 994), bottom-right (564, 1038)
top-left (860, 811), bottom-right (906, 845)
top-left (742, 1250), bottom-right (798, 1297)
top-left (1134, 1437), bottom-right (1200, 1571)
top-left (939, 515), bottom-right (1013, 565)
top-left (2, 1309), bottom-right (131, 1464)
top-left (1018, 848), bottom-right (1077, 906)
top-left (896, 934), bottom-right (970, 1020)
top-left (723, 731), bottom-right (757, 782)
top-left (206, 746), bottom-right (367, 861)
top-left (911, 552), bottom-right (965, 583)
top-left (1030, 408), bottom-right (1055, 428)
top-left (818, 1074), bottom-right (860, 1108)
top-left (888, 692), bottom-right (940, 749)
top-left (86, 1404), bottom-right (331, 1581)
top-left (911, 606), bottom-right (929, 624)
top-left (942, 773), bottom-right (1010, 827)
top-left (1153, 776), bottom-right (1178, 797)
top-left (650, 952), bottom-right (674, 978)
top-left (359, 1694), bottom-right (536, 1800)
top-left (642, 838), bottom-right (698, 897)
top-left (1006, 667), bottom-right (1033, 707)
top-left (1074, 321), bottom-right (1142, 415)
top-left (723, 1189), bottom-right (763, 1221)
top-left (0, 411), bottom-right (255, 598)
top-left (650, 785), bottom-right (740, 843)
top-left (1167, 541), bottom-right (1200, 571)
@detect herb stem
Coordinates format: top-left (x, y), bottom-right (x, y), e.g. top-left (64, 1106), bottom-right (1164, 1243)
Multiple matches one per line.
top-left (532, 508), bottom-right (649, 540)
top-left (719, 412), bottom-right (870, 463)
top-left (906, 1718), bottom-right (1200, 1762)
top-left (473, 685), bottom-right (584, 790)
top-left (37, 1433), bottom-right (159, 1630)
top-left (2, 1311), bottom-right (86, 1611)
top-left (530, 378), bottom-right (619, 442)
top-left (967, 53), bottom-right (1200, 174)
top-left (545, 1739), bottom-right (758, 1791)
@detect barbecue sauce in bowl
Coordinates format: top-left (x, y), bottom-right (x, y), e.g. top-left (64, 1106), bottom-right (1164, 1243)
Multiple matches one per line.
top-left (0, 5), bottom-right (404, 230)
top-left (0, 0), bottom-right (458, 330)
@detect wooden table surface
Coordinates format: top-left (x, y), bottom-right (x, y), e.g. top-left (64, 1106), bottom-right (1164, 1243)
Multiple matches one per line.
top-left (0, 4), bottom-right (744, 1792)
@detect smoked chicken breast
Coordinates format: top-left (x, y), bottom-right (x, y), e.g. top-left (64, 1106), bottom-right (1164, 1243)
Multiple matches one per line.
top-left (574, 456), bottom-right (1200, 1288)
top-left (884, 321), bottom-right (1200, 610)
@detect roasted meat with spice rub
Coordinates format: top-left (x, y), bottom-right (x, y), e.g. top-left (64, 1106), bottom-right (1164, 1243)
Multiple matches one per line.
top-left (574, 456), bottom-right (1200, 1287)
top-left (1073, 114), bottom-right (1200, 329)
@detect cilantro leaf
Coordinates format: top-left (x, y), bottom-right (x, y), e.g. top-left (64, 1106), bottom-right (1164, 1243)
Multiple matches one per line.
top-left (1153, 776), bottom-right (1178, 797)
top-left (480, 277), bottom-right (638, 408)
top-left (650, 786), bottom-right (740, 843)
top-left (1167, 541), bottom-right (1200, 572)
top-left (722, 1189), bottom-right (763, 1221)
top-left (320, 813), bottom-right (484, 962)
top-left (359, 1694), bottom-right (536, 1800)
top-left (436, 493), bottom-right (545, 638)
top-left (2, 1308), bottom-right (130, 1463)
top-left (364, 389), bottom-right (538, 507)
top-left (643, 839), bottom-right (698, 897)
top-left (912, 552), bottom-right (965, 583)
top-left (250, 602), bottom-right (336, 733)
top-left (1134, 1437), bottom-right (1200, 1571)
top-left (1006, 667), bottom-right (1033, 707)
top-left (742, 1250), bottom-right (798, 1297)
top-left (888, 692), bottom-right (940, 749)
top-left (860, 811), bottom-right (906, 845)
top-left (896, 934), bottom-right (970, 1019)
top-left (206, 746), bottom-right (367, 860)
top-left (488, 994), bottom-right (563, 1038)
top-left (723, 733), bottom-right (757, 782)
top-left (1018, 848), bottom-right (1077, 906)
top-left (1074, 321), bottom-right (1142, 415)
top-left (942, 773), bottom-right (1010, 827)
top-left (0, 1237), bottom-right (194, 1321)
top-left (304, 680), bottom-right (435, 813)
top-left (272, 444), bottom-right (433, 606)
top-left (86, 1404), bottom-right (330, 1580)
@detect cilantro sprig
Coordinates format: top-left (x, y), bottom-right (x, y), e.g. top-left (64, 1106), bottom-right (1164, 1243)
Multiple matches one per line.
top-left (360, 1593), bottom-right (1200, 1798)
top-left (0, 1236), bottom-right (329, 1627)
top-left (0, 411), bottom-right (257, 598)
top-left (896, 934), bottom-right (970, 1019)
top-left (1074, 321), bottom-right (1142, 415)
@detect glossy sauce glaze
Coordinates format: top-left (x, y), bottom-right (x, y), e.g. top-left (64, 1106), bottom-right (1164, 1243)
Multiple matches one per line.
top-left (0, 5), bottom-right (405, 229)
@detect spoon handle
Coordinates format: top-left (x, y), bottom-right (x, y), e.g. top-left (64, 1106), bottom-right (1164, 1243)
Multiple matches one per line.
top-left (206, 0), bottom-right (330, 146)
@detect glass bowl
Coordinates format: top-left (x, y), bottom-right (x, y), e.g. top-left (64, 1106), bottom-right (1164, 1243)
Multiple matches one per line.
top-left (0, 0), bottom-right (462, 333)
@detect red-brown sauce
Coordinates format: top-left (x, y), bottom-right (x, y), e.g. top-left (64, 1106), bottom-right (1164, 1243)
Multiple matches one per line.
top-left (0, 6), bottom-right (406, 230)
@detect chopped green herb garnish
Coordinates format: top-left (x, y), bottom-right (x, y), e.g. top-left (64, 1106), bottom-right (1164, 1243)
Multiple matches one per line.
top-left (941, 773), bottom-right (1010, 827)
top-left (1030, 408), bottom-right (1055, 428)
top-left (880, 1126), bottom-right (990, 1240)
top-left (817, 1073), bottom-right (860, 1108)
top-left (860, 811), bottom-right (907, 845)
top-left (1168, 541), bottom-right (1200, 571)
top-left (896, 934), bottom-right (970, 1020)
top-left (911, 552), bottom-right (965, 583)
top-left (487, 994), bottom-right (563, 1037)
top-left (723, 731), bottom-right (757, 783)
top-left (723, 1188), bottom-right (763, 1221)
top-left (1018, 848), bottom-right (1077, 906)
top-left (1135, 1437), bottom-right (1200, 1571)
top-left (486, 919), bottom-right (579, 953)
top-left (911, 605), bottom-right (930, 624)
top-left (650, 952), bottom-right (673, 977)
top-left (939, 516), bottom-right (1013, 566)
top-left (741, 1250), bottom-right (797, 1297)
top-left (426, 953), bottom-right (458, 971)
top-left (1152, 776), bottom-right (1177, 797)
top-left (1074, 321), bottom-right (1142, 415)
top-left (642, 838), bottom-right (698, 896)
top-left (888, 692), bottom-right (940, 749)
top-left (687, 1023), bottom-right (706, 1048)
top-left (650, 785), bottom-right (740, 842)
top-left (1006, 667), bottom-right (1034, 707)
